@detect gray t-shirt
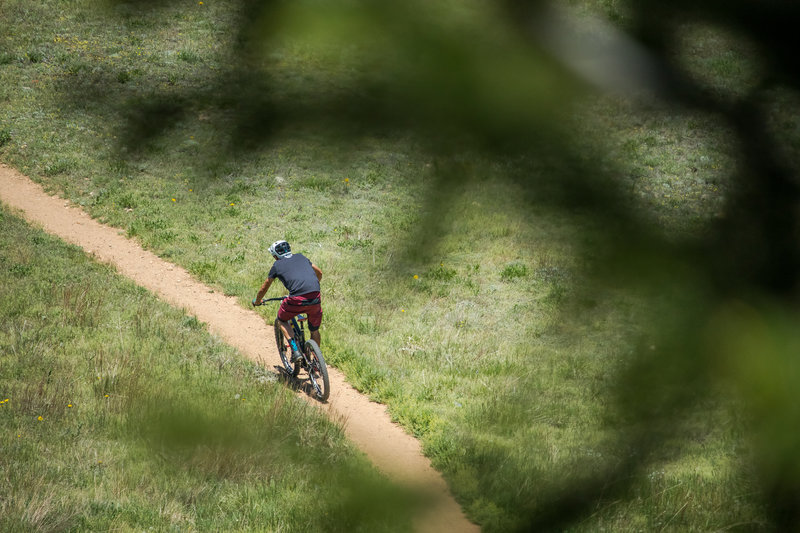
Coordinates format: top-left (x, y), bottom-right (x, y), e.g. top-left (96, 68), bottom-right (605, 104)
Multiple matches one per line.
top-left (268, 253), bottom-right (320, 296)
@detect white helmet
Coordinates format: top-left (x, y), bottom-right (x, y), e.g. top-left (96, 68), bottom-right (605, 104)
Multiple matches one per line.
top-left (269, 240), bottom-right (292, 259)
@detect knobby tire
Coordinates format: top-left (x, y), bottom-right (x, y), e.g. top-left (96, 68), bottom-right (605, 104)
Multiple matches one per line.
top-left (305, 339), bottom-right (330, 402)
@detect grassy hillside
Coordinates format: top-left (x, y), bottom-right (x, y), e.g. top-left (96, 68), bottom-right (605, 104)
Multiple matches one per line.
top-left (1, 0), bottom-right (784, 530)
top-left (0, 205), bottom-right (418, 531)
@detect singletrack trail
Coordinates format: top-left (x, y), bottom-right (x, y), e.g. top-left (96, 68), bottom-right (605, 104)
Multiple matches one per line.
top-left (0, 163), bottom-right (479, 533)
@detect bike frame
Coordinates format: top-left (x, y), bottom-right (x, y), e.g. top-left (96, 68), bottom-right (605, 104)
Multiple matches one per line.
top-left (261, 296), bottom-right (308, 360)
top-left (287, 314), bottom-right (308, 355)
top-left (255, 296), bottom-right (330, 401)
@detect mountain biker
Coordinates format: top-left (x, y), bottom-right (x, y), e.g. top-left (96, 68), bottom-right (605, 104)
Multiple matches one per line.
top-left (253, 240), bottom-right (323, 364)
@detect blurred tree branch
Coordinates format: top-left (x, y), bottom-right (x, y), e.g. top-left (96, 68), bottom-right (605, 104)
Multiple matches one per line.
top-left (93, 0), bottom-right (800, 529)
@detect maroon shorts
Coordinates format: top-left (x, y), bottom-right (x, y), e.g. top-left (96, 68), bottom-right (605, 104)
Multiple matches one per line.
top-left (277, 292), bottom-right (322, 331)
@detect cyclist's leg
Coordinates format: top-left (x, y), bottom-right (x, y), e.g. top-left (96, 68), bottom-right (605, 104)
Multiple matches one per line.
top-left (307, 304), bottom-right (322, 346)
top-left (276, 300), bottom-right (299, 341)
top-left (277, 314), bottom-right (301, 362)
top-left (278, 319), bottom-right (294, 341)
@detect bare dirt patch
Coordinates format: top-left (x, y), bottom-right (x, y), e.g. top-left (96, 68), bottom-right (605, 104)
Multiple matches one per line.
top-left (0, 162), bottom-right (479, 533)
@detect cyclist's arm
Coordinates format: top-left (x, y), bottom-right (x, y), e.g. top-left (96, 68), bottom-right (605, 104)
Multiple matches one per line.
top-left (311, 263), bottom-right (323, 282)
top-left (254, 277), bottom-right (275, 304)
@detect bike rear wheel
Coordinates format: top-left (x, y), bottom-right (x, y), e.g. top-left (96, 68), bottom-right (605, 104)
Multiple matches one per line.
top-left (304, 340), bottom-right (330, 402)
top-left (274, 318), bottom-right (299, 377)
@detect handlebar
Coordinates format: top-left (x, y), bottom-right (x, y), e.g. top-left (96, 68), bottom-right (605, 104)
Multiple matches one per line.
top-left (252, 296), bottom-right (308, 322)
top-left (252, 296), bottom-right (286, 306)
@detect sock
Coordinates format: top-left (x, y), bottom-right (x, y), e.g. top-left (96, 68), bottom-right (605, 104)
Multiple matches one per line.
top-left (290, 339), bottom-right (298, 351)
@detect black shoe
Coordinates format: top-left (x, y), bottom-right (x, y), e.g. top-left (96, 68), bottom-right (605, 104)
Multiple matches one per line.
top-left (290, 349), bottom-right (303, 363)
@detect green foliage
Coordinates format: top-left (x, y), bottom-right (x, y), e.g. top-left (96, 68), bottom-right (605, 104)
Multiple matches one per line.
top-left (177, 50), bottom-right (201, 64)
top-left (188, 260), bottom-right (218, 282)
top-left (426, 263), bottom-right (457, 282)
top-left (499, 262), bottom-right (528, 282)
top-left (43, 157), bottom-right (77, 177)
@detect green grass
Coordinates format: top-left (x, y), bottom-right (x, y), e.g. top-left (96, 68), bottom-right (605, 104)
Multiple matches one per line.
top-left (0, 205), bottom-right (420, 532)
top-left (0, 0), bottom-right (786, 530)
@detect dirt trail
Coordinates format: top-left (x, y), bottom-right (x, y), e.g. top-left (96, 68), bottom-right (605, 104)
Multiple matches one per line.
top-left (0, 163), bottom-right (479, 533)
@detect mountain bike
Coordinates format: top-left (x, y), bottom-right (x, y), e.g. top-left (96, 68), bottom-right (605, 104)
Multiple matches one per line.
top-left (255, 297), bottom-right (330, 402)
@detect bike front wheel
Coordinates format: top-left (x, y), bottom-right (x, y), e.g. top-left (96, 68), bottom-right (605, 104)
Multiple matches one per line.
top-left (304, 340), bottom-right (330, 402)
top-left (274, 318), bottom-right (299, 377)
